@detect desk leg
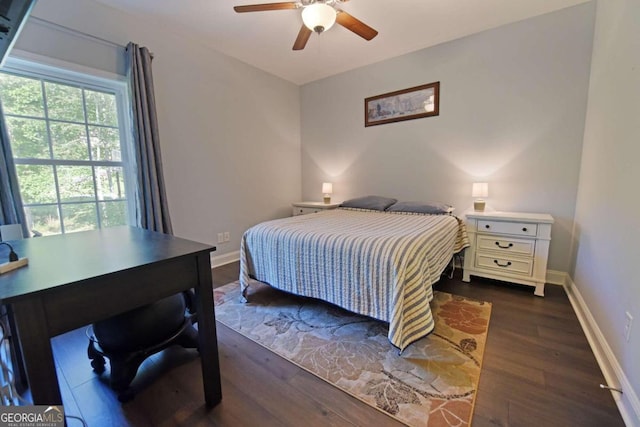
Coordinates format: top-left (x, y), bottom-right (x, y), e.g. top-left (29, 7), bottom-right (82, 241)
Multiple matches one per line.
top-left (12, 298), bottom-right (62, 405)
top-left (195, 252), bottom-right (222, 407)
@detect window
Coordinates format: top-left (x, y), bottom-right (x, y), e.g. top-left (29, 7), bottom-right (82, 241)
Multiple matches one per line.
top-left (0, 59), bottom-right (134, 236)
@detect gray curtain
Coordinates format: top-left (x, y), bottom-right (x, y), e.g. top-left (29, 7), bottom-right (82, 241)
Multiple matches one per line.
top-left (126, 42), bottom-right (173, 235)
top-left (0, 101), bottom-right (28, 237)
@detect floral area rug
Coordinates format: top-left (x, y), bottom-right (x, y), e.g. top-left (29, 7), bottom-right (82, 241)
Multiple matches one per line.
top-left (214, 280), bottom-right (491, 427)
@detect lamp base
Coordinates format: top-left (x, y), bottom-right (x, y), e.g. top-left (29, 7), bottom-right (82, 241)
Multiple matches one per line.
top-left (323, 196), bottom-right (331, 204)
top-left (474, 200), bottom-right (486, 212)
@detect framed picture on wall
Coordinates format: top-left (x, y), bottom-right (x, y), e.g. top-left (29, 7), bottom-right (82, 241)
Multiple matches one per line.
top-left (365, 82), bottom-right (440, 127)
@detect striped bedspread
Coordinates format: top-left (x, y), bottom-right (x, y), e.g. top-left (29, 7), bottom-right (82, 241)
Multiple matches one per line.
top-left (240, 208), bottom-right (470, 351)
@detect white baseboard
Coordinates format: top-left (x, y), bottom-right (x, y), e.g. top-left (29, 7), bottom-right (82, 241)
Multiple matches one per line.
top-left (563, 275), bottom-right (640, 427)
top-left (546, 269), bottom-right (568, 286)
top-left (210, 250), bottom-right (240, 268)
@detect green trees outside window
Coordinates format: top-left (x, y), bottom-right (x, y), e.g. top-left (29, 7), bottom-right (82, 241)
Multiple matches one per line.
top-left (0, 69), bottom-right (131, 236)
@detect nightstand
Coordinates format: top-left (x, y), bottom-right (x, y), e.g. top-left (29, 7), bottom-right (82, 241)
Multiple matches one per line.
top-left (462, 211), bottom-right (554, 296)
top-left (291, 201), bottom-right (341, 216)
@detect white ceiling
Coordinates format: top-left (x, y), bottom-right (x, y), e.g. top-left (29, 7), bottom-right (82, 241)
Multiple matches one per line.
top-left (94, 0), bottom-right (589, 85)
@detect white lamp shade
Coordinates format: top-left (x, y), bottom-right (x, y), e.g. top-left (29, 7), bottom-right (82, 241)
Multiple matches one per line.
top-left (472, 182), bottom-right (488, 198)
top-left (302, 3), bottom-right (336, 33)
top-left (322, 182), bottom-right (333, 194)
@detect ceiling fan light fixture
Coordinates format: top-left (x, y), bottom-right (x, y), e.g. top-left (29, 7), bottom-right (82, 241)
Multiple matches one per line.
top-left (302, 3), bottom-right (336, 34)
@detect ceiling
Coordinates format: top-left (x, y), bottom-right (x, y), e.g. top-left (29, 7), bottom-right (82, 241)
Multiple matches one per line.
top-left (94, 0), bottom-right (589, 85)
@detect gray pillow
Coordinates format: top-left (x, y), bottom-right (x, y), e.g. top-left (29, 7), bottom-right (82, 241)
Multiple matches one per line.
top-left (340, 195), bottom-right (398, 211)
top-left (386, 201), bottom-right (453, 214)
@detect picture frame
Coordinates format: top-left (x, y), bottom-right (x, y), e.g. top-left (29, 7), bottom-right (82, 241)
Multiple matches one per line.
top-left (365, 81), bottom-right (440, 127)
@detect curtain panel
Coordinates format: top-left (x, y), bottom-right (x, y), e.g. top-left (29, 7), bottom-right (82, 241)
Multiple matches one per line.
top-left (126, 42), bottom-right (173, 235)
top-left (0, 101), bottom-right (28, 238)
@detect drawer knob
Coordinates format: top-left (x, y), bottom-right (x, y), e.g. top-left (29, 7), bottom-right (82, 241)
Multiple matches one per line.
top-left (485, 224), bottom-right (490, 229)
top-left (522, 227), bottom-right (528, 232)
top-left (495, 242), bottom-right (514, 249)
top-left (494, 260), bottom-right (512, 267)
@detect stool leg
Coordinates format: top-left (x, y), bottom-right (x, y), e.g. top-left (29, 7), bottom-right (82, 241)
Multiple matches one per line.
top-left (109, 353), bottom-right (146, 396)
top-left (175, 324), bottom-right (199, 350)
top-left (87, 340), bottom-right (106, 374)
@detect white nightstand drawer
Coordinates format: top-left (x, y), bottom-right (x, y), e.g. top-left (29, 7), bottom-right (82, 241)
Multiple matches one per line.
top-left (478, 220), bottom-right (537, 237)
top-left (477, 235), bottom-right (535, 256)
top-left (476, 254), bottom-right (533, 276)
top-left (292, 201), bottom-right (341, 216)
top-left (293, 207), bottom-right (322, 216)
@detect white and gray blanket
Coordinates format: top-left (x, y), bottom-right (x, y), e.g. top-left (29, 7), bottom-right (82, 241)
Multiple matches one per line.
top-left (240, 208), bottom-right (469, 351)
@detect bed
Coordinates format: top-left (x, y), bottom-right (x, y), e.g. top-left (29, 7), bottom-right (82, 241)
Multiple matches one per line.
top-left (239, 205), bottom-right (470, 351)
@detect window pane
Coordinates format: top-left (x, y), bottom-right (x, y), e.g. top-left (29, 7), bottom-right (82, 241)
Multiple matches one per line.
top-left (89, 126), bottom-right (121, 161)
top-left (45, 82), bottom-right (85, 122)
top-left (5, 117), bottom-right (49, 159)
top-left (24, 205), bottom-right (61, 236)
top-left (61, 202), bottom-right (98, 233)
top-left (50, 122), bottom-right (89, 160)
top-left (15, 165), bottom-right (57, 203)
top-left (56, 166), bottom-right (95, 202)
top-left (95, 166), bottom-right (126, 200)
top-left (85, 90), bottom-right (117, 126)
top-left (2, 66), bottom-right (132, 236)
top-left (0, 74), bottom-right (44, 117)
top-left (99, 201), bottom-right (127, 228)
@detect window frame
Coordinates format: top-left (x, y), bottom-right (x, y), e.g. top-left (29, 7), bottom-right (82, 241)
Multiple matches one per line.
top-left (0, 57), bottom-right (137, 233)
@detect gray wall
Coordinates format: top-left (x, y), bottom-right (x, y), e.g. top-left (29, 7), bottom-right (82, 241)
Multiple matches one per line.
top-left (573, 0), bottom-right (640, 421)
top-left (13, 0), bottom-right (301, 258)
top-left (300, 3), bottom-right (595, 273)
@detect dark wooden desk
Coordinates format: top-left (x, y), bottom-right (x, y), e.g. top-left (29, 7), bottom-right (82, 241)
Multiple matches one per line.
top-left (0, 226), bottom-right (221, 407)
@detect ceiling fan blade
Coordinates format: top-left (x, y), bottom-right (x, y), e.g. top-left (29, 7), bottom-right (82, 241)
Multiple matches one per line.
top-left (293, 25), bottom-right (312, 50)
top-left (234, 2), bottom-right (299, 13)
top-left (336, 10), bottom-right (378, 40)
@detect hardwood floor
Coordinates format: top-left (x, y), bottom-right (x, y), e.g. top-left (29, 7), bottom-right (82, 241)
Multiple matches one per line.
top-left (47, 261), bottom-right (625, 426)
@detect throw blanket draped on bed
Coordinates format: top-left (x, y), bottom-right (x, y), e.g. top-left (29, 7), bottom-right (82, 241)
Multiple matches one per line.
top-left (240, 208), bottom-right (470, 351)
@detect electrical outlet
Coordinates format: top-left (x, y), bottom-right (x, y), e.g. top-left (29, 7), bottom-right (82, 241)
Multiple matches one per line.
top-left (217, 233), bottom-right (224, 244)
top-left (224, 232), bottom-right (230, 242)
top-left (624, 312), bottom-right (633, 342)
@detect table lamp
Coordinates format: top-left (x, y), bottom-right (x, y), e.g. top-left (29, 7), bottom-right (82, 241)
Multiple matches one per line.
top-left (322, 182), bottom-right (333, 204)
top-left (472, 182), bottom-right (488, 212)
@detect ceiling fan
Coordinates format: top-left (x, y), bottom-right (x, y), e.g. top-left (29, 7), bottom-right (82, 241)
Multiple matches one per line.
top-left (233, 0), bottom-right (378, 50)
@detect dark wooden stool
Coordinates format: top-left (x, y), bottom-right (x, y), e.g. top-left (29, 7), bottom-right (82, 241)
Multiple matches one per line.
top-left (87, 291), bottom-right (198, 401)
